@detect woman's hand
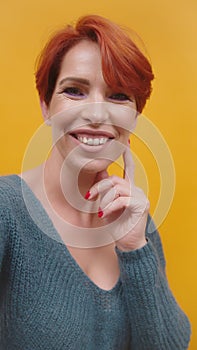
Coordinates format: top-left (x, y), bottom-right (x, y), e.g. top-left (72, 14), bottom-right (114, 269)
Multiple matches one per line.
top-left (86, 147), bottom-right (150, 251)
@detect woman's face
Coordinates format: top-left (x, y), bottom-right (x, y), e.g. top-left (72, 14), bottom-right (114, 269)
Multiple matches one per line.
top-left (43, 40), bottom-right (137, 173)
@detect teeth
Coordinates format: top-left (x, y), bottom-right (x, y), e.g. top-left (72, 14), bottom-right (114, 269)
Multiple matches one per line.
top-left (99, 138), bottom-right (106, 145)
top-left (87, 138), bottom-right (93, 145)
top-left (94, 138), bottom-right (100, 145)
top-left (77, 136), bottom-right (108, 146)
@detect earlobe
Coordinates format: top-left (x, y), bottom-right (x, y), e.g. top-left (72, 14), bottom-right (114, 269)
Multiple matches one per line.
top-left (40, 100), bottom-right (51, 126)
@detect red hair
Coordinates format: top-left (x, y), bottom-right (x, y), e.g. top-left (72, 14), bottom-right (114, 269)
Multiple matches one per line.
top-left (35, 15), bottom-right (154, 113)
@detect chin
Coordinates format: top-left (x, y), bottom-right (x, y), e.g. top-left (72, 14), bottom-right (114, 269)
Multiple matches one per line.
top-left (81, 159), bottom-right (112, 174)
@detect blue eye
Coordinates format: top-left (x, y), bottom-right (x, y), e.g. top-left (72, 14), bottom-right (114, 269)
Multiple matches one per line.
top-left (109, 93), bottom-right (131, 101)
top-left (62, 87), bottom-right (84, 97)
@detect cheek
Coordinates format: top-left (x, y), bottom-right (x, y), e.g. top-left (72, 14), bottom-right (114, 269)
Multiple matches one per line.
top-left (117, 128), bottom-right (130, 143)
top-left (53, 134), bottom-right (76, 162)
top-left (49, 94), bottom-right (77, 116)
top-left (109, 104), bottom-right (137, 133)
top-left (50, 108), bottom-right (79, 145)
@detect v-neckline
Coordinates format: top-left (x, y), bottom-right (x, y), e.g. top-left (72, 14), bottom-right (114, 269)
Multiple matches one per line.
top-left (12, 174), bottom-right (121, 294)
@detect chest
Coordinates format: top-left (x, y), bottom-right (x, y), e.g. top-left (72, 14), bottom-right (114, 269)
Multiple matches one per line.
top-left (66, 245), bottom-right (120, 290)
top-left (1, 233), bottom-right (130, 349)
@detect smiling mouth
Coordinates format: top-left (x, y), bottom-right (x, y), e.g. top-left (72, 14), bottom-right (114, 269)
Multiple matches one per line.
top-left (70, 133), bottom-right (114, 146)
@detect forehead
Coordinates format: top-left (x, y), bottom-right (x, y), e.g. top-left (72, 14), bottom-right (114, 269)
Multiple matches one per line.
top-left (57, 40), bottom-right (102, 79)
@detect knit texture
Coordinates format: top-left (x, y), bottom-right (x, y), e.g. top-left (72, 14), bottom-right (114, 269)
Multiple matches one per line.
top-left (0, 175), bottom-right (191, 349)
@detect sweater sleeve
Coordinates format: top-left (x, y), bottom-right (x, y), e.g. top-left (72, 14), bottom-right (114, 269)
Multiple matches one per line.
top-left (0, 209), bottom-right (8, 272)
top-left (0, 212), bottom-right (6, 270)
top-left (0, 178), bottom-right (14, 272)
top-left (115, 217), bottom-right (191, 350)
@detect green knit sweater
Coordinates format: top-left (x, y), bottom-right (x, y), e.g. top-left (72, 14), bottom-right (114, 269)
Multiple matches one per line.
top-left (0, 175), bottom-right (191, 349)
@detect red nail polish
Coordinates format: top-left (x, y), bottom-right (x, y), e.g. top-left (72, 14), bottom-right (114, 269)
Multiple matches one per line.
top-left (128, 139), bottom-right (130, 144)
top-left (98, 209), bottom-right (103, 218)
top-left (85, 191), bottom-right (91, 199)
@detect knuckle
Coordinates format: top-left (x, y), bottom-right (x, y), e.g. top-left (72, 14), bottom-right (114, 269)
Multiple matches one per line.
top-left (119, 196), bottom-right (130, 208)
top-left (111, 175), bottom-right (123, 185)
top-left (110, 175), bottom-right (117, 184)
top-left (114, 184), bottom-right (120, 194)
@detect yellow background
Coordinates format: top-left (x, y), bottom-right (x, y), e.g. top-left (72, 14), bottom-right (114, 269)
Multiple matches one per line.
top-left (0, 0), bottom-right (196, 348)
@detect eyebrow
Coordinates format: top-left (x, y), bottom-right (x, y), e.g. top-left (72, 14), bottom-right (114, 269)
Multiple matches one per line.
top-left (58, 77), bottom-right (90, 87)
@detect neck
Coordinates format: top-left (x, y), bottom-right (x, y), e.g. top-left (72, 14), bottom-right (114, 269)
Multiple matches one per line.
top-left (43, 148), bottom-right (101, 219)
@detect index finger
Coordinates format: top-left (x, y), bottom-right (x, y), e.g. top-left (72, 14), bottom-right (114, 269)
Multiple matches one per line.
top-left (123, 147), bottom-right (135, 185)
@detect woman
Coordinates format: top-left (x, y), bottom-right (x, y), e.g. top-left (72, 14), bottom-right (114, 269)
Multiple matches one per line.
top-left (0, 15), bottom-right (191, 349)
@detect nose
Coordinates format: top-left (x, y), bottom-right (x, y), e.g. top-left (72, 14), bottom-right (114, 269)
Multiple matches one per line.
top-left (81, 102), bottom-right (110, 125)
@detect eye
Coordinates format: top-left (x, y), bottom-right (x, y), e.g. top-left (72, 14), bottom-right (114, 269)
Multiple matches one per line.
top-left (61, 87), bottom-right (85, 98)
top-left (109, 93), bottom-right (132, 102)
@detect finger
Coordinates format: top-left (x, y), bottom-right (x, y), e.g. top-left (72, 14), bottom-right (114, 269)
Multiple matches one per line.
top-left (99, 193), bottom-right (149, 219)
top-left (88, 175), bottom-right (127, 199)
top-left (100, 183), bottom-right (131, 210)
top-left (85, 170), bottom-right (109, 200)
top-left (123, 147), bottom-right (135, 185)
top-left (88, 177), bottom-right (114, 199)
top-left (99, 196), bottom-right (130, 218)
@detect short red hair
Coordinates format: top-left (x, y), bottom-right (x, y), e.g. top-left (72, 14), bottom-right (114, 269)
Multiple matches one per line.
top-left (35, 15), bottom-right (154, 113)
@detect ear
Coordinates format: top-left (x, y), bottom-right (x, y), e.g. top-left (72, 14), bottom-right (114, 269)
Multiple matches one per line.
top-left (40, 100), bottom-right (51, 126)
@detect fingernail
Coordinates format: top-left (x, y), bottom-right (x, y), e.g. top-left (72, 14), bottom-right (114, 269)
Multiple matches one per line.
top-left (85, 191), bottom-right (91, 200)
top-left (128, 139), bottom-right (130, 144)
top-left (98, 208), bottom-right (103, 218)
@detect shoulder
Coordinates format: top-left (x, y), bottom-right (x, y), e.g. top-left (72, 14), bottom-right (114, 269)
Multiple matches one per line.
top-left (0, 176), bottom-right (22, 257)
top-left (0, 175), bottom-right (23, 208)
top-left (0, 174), bottom-right (21, 192)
